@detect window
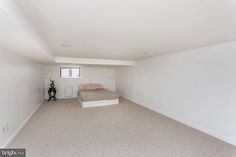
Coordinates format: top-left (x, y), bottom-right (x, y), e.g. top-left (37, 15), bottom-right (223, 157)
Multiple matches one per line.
top-left (60, 67), bottom-right (81, 78)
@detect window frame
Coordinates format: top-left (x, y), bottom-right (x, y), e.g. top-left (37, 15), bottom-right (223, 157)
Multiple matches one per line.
top-left (60, 67), bottom-right (82, 79)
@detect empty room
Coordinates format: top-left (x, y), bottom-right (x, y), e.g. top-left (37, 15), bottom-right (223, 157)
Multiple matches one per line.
top-left (0, 0), bottom-right (236, 156)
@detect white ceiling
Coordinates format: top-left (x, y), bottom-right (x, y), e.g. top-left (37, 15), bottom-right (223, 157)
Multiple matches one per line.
top-left (0, 0), bottom-right (53, 63)
top-left (2, 0), bottom-right (236, 61)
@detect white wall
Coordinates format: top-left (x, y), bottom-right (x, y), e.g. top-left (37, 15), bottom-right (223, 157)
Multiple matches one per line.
top-left (116, 41), bottom-right (236, 146)
top-left (0, 49), bottom-right (45, 147)
top-left (45, 65), bottom-right (115, 99)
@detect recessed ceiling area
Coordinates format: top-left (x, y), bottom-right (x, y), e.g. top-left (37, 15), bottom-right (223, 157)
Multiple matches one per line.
top-left (2, 0), bottom-right (236, 61)
top-left (14, 0), bottom-right (236, 60)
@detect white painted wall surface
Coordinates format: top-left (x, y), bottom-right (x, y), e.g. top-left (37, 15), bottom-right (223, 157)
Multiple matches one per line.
top-left (0, 50), bottom-right (45, 147)
top-left (45, 65), bottom-right (116, 99)
top-left (115, 41), bottom-right (236, 146)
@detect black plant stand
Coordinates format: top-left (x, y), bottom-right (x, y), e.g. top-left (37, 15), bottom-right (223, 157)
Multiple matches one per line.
top-left (48, 87), bottom-right (57, 101)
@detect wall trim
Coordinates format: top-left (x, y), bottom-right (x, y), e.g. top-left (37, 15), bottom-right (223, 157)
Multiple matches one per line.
top-left (0, 100), bottom-right (45, 148)
top-left (54, 57), bottom-right (134, 66)
top-left (120, 94), bottom-right (236, 147)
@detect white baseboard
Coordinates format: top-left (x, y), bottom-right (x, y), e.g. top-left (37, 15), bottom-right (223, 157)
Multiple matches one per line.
top-left (1, 100), bottom-right (45, 148)
top-left (120, 95), bottom-right (236, 147)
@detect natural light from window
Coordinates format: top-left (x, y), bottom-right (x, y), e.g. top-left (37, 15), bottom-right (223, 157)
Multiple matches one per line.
top-left (60, 67), bottom-right (81, 78)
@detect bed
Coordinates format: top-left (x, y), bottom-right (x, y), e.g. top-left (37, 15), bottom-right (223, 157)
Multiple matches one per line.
top-left (78, 83), bottom-right (119, 108)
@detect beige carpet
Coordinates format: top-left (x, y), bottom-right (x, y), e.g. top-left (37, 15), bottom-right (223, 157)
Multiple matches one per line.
top-left (9, 98), bottom-right (236, 157)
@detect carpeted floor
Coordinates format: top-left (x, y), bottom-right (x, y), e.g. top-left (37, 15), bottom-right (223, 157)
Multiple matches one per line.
top-left (9, 98), bottom-right (236, 157)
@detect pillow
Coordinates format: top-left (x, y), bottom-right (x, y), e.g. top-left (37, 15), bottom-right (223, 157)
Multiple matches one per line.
top-left (79, 83), bottom-right (103, 90)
